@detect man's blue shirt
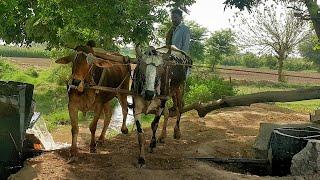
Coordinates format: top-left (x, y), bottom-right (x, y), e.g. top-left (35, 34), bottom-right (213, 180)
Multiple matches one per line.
top-left (171, 23), bottom-right (190, 53)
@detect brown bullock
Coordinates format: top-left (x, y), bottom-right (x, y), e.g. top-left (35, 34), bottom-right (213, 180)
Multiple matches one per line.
top-left (55, 45), bottom-right (130, 161)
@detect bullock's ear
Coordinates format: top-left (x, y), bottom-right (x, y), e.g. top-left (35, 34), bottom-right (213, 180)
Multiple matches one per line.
top-left (55, 54), bottom-right (75, 64)
top-left (93, 59), bottom-right (113, 68)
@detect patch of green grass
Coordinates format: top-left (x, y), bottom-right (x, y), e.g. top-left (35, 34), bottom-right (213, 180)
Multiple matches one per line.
top-left (277, 100), bottom-right (320, 114)
top-left (235, 80), bottom-right (320, 114)
top-left (0, 45), bottom-right (49, 58)
top-left (0, 59), bottom-right (70, 131)
top-left (235, 85), bottom-right (291, 95)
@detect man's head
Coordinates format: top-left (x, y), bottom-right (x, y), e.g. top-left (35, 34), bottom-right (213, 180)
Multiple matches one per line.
top-left (171, 9), bottom-right (183, 26)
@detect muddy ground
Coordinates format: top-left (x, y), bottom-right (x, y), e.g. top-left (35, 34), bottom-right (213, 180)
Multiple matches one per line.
top-left (10, 103), bottom-right (320, 180)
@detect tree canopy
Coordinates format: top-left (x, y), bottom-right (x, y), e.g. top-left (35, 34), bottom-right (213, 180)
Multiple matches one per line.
top-left (234, 3), bottom-right (310, 81)
top-left (224, 0), bottom-right (320, 40)
top-left (206, 29), bottom-right (236, 68)
top-left (0, 0), bottom-right (195, 49)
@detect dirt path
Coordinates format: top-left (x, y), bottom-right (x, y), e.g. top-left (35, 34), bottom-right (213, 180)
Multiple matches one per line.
top-left (216, 66), bottom-right (320, 85)
top-left (11, 104), bottom-right (319, 179)
top-left (5, 57), bottom-right (52, 69)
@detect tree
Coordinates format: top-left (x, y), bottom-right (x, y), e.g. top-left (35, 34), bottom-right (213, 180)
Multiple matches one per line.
top-left (0, 0), bottom-right (195, 49)
top-left (234, 3), bottom-right (310, 82)
top-left (186, 21), bottom-right (208, 62)
top-left (157, 20), bottom-right (208, 62)
top-left (299, 34), bottom-right (320, 71)
top-left (206, 29), bottom-right (236, 71)
top-left (224, 0), bottom-right (320, 41)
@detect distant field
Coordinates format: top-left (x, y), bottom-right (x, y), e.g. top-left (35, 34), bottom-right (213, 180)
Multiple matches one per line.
top-left (216, 65), bottom-right (320, 85)
top-left (0, 45), bottom-right (50, 58)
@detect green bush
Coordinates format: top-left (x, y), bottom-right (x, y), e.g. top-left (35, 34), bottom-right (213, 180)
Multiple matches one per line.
top-left (241, 53), bottom-right (263, 68)
top-left (0, 59), bottom-right (17, 78)
top-left (262, 56), bottom-right (278, 70)
top-left (46, 65), bottom-right (71, 85)
top-left (220, 55), bottom-right (242, 66)
top-left (25, 68), bottom-right (39, 78)
top-left (185, 73), bottom-right (235, 104)
top-left (284, 58), bottom-right (314, 71)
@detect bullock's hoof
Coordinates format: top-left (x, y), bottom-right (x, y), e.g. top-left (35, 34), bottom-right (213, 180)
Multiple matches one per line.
top-left (97, 137), bottom-right (105, 145)
top-left (121, 127), bottom-right (129, 134)
top-left (148, 139), bottom-right (157, 153)
top-left (158, 135), bottom-right (166, 143)
top-left (150, 138), bottom-right (157, 148)
top-left (174, 127), bottom-right (181, 140)
top-left (90, 142), bottom-right (97, 153)
top-left (67, 156), bottom-right (78, 164)
top-left (90, 147), bottom-right (97, 153)
top-left (70, 148), bottom-right (78, 157)
top-left (138, 157), bottom-right (146, 168)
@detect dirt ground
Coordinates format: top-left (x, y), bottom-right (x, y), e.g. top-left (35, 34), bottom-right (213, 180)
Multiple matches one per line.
top-left (10, 103), bottom-right (320, 180)
top-left (6, 57), bottom-right (53, 69)
top-left (216, 66), bottom-right (320, 85)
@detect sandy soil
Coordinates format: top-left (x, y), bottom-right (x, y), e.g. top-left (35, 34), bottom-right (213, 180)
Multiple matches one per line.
top-left (11, 103), bottom-right (320, 180)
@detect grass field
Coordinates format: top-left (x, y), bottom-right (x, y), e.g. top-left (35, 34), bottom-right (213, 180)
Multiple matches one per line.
top-left (0, 45), bottom-right (50, 58)
top-left (235, 81), bottom-right (320, 114)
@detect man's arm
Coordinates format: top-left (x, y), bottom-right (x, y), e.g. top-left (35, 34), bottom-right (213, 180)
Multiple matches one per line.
top-left (181, 26), bottom-right (190, 53)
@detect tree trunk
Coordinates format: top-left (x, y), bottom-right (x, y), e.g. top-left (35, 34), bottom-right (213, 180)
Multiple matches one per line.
top-left (211, 64), bottom-right (215, 72)
top-left (277, 57), bottom-right (285, 82)
top-left (305, 0), bottom-right (320, 40)
top-left (169, 86), bottom-right (320, 117)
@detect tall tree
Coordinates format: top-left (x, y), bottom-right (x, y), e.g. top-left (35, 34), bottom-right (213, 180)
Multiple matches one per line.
top-left (234, 3), bottom-right (310, 82)
top-left (299, 34), bottom-right (320, 71)
top-left (206, 29), bottom-right (236, 71)
top-left (186, 21), bottom-right (208, 62)
top-left (0, 0), bottom-right (195, 49)
top-left (224, 0), bottom-right (320, 41)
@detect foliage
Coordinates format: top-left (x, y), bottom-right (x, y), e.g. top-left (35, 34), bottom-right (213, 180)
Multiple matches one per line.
top-left (224, 0), bottom-right (320, 42)
top-left (0, 0), bottom-right (195, 49)
top-left (220, 55), bottom-right (242, 66)
top-left (206, 29), bottom-right (237, 67)
top-left (0, 45), bottom-right (49, 58)
top-left (261, 55), bottom-right (278, 70)
top-left (234, 2), bottom-right (310, 82)
top-left (186, 21), bottom-right (208, 62)
top-left (299, 34), bottom-right (320, 71)
top-left (284, 58), bottom-right (314, 71)
top-left (241, 52), bottom-right (262, 68)
top-left (185, 72), bottom-right (236, 104)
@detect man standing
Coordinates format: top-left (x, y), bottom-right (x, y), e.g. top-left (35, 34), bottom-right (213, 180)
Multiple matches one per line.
top-left (166, 9), bottom-right (191, 53)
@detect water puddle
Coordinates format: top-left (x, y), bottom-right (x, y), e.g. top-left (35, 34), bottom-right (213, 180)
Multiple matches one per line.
top-left (108, 96), bottom-right (135, 131)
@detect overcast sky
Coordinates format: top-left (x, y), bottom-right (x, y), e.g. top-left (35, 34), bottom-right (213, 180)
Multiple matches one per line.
top-left (185, 0), bottom-right (238, 32)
